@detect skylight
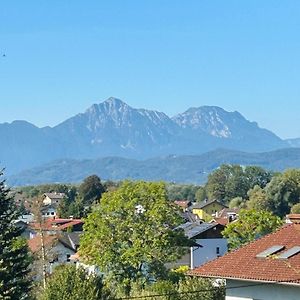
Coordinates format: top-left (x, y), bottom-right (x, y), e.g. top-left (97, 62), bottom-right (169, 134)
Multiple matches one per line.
top-left (256, 245), bottom-right (285, 258)
top-left (277, 246), bottom-right (300, 259)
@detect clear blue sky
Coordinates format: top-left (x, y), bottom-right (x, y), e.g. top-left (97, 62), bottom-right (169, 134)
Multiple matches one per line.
top-left (1, 1), bottom-right (300, 138)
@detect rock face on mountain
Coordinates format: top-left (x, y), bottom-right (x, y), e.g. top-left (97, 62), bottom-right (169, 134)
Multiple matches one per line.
top-left (0, 97), bottom-right (288, 175)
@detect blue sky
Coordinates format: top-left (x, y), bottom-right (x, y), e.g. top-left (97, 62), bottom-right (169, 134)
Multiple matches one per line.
top-left (0, 1), bottom-right (300, 138)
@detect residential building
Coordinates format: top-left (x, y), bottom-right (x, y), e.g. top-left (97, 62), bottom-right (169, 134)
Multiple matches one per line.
top-left (192, 199), bottom-right (227, 221)
top-left (171, 221), bottom-right (227, 269)
top-left (43, 192), bottom-right (65, 206)
top-left (28, 232), bottom-right (80, 278)
top-left (189, 221), bottom-right (300, 300)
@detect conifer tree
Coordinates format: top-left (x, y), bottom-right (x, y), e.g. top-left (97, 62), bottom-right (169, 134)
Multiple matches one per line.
top-left (0, 170), bottom-right (31, 299)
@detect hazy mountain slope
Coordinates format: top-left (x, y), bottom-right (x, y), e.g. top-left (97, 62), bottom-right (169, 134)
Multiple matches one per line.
top-left (173, 106), bottom-right (286, 152)
top-left (0, 97), bottom-right (289, 174)
top-left (286, 138), bottom-right (300, 148)
top-left (8, 148), bottom-right (300, 186)
top-left (0, 121), bottom-right (63, 174)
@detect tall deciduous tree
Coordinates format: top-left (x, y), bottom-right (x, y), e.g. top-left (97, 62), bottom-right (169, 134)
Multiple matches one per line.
top-left (222, 209), bottom-right (282, 250)
top-left (79, 175), bottom-right (105, 205)
top-left (0, 170), bottom-right (31, 299)
top-left (79, 181), bottom-right (187, 294)
top-left (264, 169), bottom-right (300, 217)
top-left (206, 164), bottom-right (272, 203)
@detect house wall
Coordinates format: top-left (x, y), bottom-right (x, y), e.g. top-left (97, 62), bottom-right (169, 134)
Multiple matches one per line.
top-left (193, 202), bottom-right (225, 221)
top-left (167, 238), bottom-right (228, 269)
top-left (42, 207), bottom-right (57, 218)
top-left (226, 279), bottom-right (300, 300)
top-left (192, 238), bottom-right (227, 268)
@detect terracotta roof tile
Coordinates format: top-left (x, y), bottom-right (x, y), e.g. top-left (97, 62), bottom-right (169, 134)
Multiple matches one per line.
top-left (189, 224), bottom-right (300, 285)
top-left (28, 234), bottom-right (57, 253)
top-left (29, 218), bottom-right (83, 231)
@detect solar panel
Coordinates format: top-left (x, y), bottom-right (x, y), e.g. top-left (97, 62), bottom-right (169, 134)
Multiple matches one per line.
top-left (256, 245), bottom-right (285, 258)
top-left (277, 246), bottom-right (300, 259)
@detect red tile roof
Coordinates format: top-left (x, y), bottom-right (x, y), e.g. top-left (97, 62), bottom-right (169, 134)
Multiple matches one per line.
top-left (174, 200), bottom-right (191, 209)
top-left (28, 234), bottom-right (58, 253)
top-left (189, 223), bottom-right (300, 285)
top-left (29, 218), bottom-right (83, 231)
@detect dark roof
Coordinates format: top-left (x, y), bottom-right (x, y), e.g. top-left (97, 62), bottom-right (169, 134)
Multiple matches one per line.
top-left (189, 223), bottom-right (300, 285)
top-left (177, 221), bottom-right (223, 239)
top-left (192, 199), bottom-right (227, 210)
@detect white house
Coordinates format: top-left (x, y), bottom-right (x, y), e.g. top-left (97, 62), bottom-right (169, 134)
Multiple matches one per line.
top-left (189, 220), bottom-right (300, 300)
top-left (43, 192), bottom-right (65, 206)
top-left (28, 232), bottom-right (81, 278)
top-left (172, 221), bottom-right (227, 269)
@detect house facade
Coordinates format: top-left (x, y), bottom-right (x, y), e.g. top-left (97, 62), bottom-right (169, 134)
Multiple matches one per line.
top-left (192, 200), bottom-right (227, 221)
top-left (171, 222), bottom-right (228, 269)
top-left (28, 232), bottom-right (80, 278)
top-left (43, 192), bottom-right (65, 206)
top-left (189, 221), bottom-right (300, 300)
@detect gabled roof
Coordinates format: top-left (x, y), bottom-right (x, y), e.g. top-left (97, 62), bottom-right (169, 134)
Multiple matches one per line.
top-left (174, 200), bottom-right (192, 208)
top-left (28, 232), bottom-right (80, 253)
top-left (28, 234), bottom-right (58, 253)
top-left (189, 223), bottom-right (300, 285)
top-left (192, 199), bottom-right (227, 210)
top-left (43, 192), bottom-right (65, 199)
top-left (29, 218), bottom-right (83, 231)
top-left (177, 221), bottom-right (224, 239)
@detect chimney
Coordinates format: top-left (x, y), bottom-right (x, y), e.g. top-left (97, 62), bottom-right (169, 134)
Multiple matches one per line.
top-left (286, 214), bottom-right (300, 224)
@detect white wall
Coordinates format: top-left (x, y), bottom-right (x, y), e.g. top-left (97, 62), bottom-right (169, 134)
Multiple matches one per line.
top-left (192, 238), bottom-right (227, 268)
top-left (226, 279), bottom-right (300, 300)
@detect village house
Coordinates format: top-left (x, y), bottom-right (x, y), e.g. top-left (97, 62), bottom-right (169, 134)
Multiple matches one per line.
top-left (29, 218), bottom-right (84, 238)
top-left (210, 207), bottom-right (239, 226)
top-left (43, 192), bottom-right (65, 206)
top-left (170, 221), bottom-right (228, 269)
top-left (28, 231), bottom-right (80, 278)
top-left (174, 200), bottom-right (192, 212)
top-left (192, 199), bottom-right (227, 221)
top-left (189, 218), bottom-right (300, 300)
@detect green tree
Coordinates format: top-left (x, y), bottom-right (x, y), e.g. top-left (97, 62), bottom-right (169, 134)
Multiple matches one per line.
top-left (40, 264), bottom-right (111, 300)
top-left (206, 164), bottom-right (272, 204)
top-left (228, 197), bottom-right (245, 209)
top-left (79, 181), bottom-right (188, 294)
top-left (290, 203), bottom-right (300, 214)
top-left (246, 185), bottom-right (268, 210)
top-left (222, 209), bottom-right (282, 250)
top-left (195, 186), bottom-right (207, 203)
top-left (0, 171), bottom-right (32, 299)
top-left (128, 277), bottom-right (224, 300)
top-left (79, 175), bottom-right (105, 205)
top-left (264, 169), bottom-right (300, 217)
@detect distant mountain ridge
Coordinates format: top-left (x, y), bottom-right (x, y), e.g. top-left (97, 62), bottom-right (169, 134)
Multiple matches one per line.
top-left (8, 148), bottom-right (300, 186)
top-left (0, 97), bottom-right (289, 175)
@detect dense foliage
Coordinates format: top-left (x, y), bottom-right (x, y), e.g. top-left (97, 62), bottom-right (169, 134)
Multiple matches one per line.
top-left (205, 164), bottom-right (272, 203)
top-left (222, 209), bottom-right (283, 250)
top-left (78, 175), bottom-right (105, 206)
top-left (129, 277), bottom-right (225, 300)
top-left (79, 181), bottom-right (188, 294)
top-left (40, 264), bottom-right (111, 300)
top-left (0, 171), bottom-right (32, 299)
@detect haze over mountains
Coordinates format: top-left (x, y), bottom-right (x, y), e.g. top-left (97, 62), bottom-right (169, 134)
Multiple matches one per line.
top-left (1, 97), bottom-right (298, 184)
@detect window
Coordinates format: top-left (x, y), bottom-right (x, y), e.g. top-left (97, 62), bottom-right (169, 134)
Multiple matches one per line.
top-left (216, 247), bottom-right (220, 255)
top-left (51, 212), bottom-right (55, 215)
top-left (66, 254), bottom-right (71, 262)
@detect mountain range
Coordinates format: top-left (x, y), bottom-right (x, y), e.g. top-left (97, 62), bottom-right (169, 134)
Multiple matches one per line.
top-left (8, 148), bottom-right (300, 186)
top-left (0, 97), bottom-right (296, 179)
